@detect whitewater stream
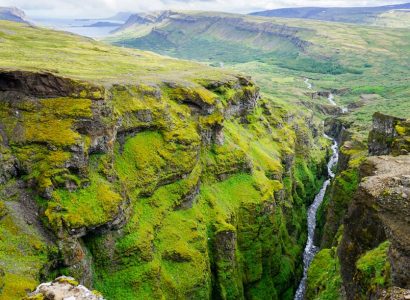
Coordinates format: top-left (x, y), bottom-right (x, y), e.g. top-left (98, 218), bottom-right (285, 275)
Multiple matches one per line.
top-left (294, 134), bottom-right (339, 300)
top-left (304, 78), bottom-right (313, 90)
top-left (327, 93), bottom-right (337, 106)
top-left (328, 93), bottom-right (349, 113)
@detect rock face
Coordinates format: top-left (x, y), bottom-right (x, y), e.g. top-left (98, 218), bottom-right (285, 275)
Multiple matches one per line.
top-left (338, 155), bottom-right (410, 299)
top-left (25, 276), bottom-right (104, 300)
top-left (0, 66), bottom-right (330, 299)
top-left (368, 112), bottom-right (409, 156)
top-left (308, 113), bottom-right (410, 300)
top-left (114, 11), bottom-right (313, 52)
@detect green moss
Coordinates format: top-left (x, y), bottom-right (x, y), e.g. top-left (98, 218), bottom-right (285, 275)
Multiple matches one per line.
top-left (55, 277), bottom-right (79, 286)
top-left (19, 97), bottom-right (92, 147)
top-left (115, 130), bottom-right (198, 195)
top-left (306, 247), bottom-right (342, 300)
top-left (395, 124), bottom-right (406, 136)
top-left (44, 156), bottom-right (123, 230)
top-left (166, 85), bottom-right (218, 106)
top-left (0, 212), bottom-right (49, 299)
top-left (355, 241), bottom-right (391, 295)
top-left (23, 294), bottom-right (45, 300)
top-left (317, 167), bottom-right (360, 247)
top-left (0, 201), bottom-right (7, 219)
top-left (0, 18), bottom-right (341, 300)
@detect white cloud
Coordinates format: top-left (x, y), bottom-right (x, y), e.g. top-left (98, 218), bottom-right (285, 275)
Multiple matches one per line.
top-left (0, 0), bottom-right (407, 18)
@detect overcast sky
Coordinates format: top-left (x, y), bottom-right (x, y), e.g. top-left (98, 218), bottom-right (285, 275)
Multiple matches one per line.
top-left (1, 0), bottom-right (408, 18)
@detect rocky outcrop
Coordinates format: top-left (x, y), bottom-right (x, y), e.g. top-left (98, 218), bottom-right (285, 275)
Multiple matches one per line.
top-left (368, 112), bottom-right (408, 156)
top-left (339, 155), bottom-right (410, 299)
top-left (301, 100), bottom-right (343, 116)
top-left (25, 276), bottom-right (104, 300)
top-left (0, 70), bottom-right (104, 99)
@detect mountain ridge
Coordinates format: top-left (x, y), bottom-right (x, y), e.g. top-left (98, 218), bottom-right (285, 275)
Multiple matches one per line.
top-left (0, 7), bottom-right (29, 24)
top-left (250, 2), bottom-right (410, 26)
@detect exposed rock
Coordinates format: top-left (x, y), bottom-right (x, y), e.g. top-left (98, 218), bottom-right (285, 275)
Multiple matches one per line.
top-left (339, 155), bottom-right (410, 299)
top-left (368, 112), bottom-right (408, 156)
top-left (379, 287), bottom-right (410, 300)
top-left (213, 228), bottom-right (244, 299)
top-left (0, 70), bottom-right (104, 99)
top-left (302, 100), bottom-right (343, 116)
top-left (0, 268), bottom-right (4, 294)
top-left (25, 276), bottom-right (104, 300)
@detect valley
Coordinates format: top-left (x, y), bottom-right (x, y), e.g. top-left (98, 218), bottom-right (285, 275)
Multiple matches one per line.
top-left (106, 11), bottom-right (410, 137)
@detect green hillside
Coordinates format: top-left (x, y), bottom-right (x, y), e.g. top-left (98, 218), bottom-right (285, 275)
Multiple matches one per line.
top-left (107, 11), bottom-right (410, 137)
top-left (0, 20), bottom-right (330, 299)
top-left (249, 3), bottom-right (410, 26)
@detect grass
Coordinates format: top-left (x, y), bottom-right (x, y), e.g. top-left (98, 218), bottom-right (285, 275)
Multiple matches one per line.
top-left (106, 11), bottom-right (410, 135)
top-left (0, 20), bottom-right (237, 85)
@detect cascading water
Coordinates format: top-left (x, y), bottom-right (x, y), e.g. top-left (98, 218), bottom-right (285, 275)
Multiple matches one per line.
top-left (304, 78), bottom-right (313, 90)
top-left (328, 92), bottom-right (349, 114)
top-left (294, 134), bottom-right (339, 300)
top-left (327, 93), bottom-right (337, 106)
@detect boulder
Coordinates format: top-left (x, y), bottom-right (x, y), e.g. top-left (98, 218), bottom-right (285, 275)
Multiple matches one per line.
top-left (25, 276), bottom-right (104, 300)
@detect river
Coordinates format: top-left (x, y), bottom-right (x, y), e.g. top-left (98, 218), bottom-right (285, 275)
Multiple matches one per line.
top-left (294, 134), bottom-right (339, 300)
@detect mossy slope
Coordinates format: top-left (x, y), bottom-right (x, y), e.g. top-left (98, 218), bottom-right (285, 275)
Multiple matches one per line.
top-left (0, 21), bottom-right (330, 299)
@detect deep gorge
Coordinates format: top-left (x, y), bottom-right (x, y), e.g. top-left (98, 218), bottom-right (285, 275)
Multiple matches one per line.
top-left (1, 13), bottom-right (409, 300)
top-left (0, 68), bottom-right (330, 299)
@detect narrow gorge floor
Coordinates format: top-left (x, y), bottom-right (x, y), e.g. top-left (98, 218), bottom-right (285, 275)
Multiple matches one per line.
top-left (294, 135), bottom-right (339, 299)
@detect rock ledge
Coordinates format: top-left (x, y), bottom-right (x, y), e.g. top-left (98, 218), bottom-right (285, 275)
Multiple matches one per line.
top-left (25, 276), bottom-right (104, 300)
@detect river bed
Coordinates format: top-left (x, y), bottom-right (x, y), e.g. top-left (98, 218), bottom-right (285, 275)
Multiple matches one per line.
top-left (294, 134), bottom-right (339, 300)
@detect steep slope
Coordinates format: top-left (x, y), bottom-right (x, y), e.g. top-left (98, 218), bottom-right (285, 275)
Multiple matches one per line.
top-left (0, 21), bottom-right (330, 300)
top-left (105, 11), bottom-right (410, 300)
top-left (250, 3), bottom-right (410, 27)
top-left (308, 113), bottom-right (410, 299)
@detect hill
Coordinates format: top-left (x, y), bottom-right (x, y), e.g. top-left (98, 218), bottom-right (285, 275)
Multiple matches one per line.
top-left (250, 2), bottom-right (410, 27)
top-left (0, 7), bottom-right (29, 23)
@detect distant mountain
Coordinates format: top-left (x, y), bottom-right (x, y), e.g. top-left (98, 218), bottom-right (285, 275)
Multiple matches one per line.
top-left (0, 7), bottom-right (29, 23)
top-left (108, 11), bottom-right (133, 21)
top-left (82, 21), bottom-right (121, 27)
top-left (115, 10), bottom-right (175, 32)
top-left (250, 2), bottom-right (410, 26)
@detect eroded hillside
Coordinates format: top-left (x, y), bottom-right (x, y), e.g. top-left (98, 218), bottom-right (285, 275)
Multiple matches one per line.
top-left (0, 21), bottom-right (330, 299)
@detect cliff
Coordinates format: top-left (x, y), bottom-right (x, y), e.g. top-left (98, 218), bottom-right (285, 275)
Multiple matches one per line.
top-left (368, 112), bottom-right (409, 156)
top-left (0, 21), bottom-right (329, 299)
top-left (339, 154), bottom-right (410, 299)
top-left (307, 112), bottom-right (410, 299)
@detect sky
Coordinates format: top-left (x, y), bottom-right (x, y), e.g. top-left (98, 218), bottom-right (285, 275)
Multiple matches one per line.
top-left (0, 0), bottom-right (408, 18)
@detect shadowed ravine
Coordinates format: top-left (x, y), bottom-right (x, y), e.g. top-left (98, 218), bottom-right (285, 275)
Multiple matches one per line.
top-left (294, 134), bottom-right (339, 300)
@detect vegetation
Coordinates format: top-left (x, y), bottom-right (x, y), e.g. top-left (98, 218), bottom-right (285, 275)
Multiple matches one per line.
top-left (1, 7), bottom-right (409, 299)
top-left (0, 20), bottom-right (333, 299)
top-left (355, 241), bottom-right (391, 297)
top-left (107, 11), bottom-right (410, 135)
top-left (306, 247), bottom-right (342, 300)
